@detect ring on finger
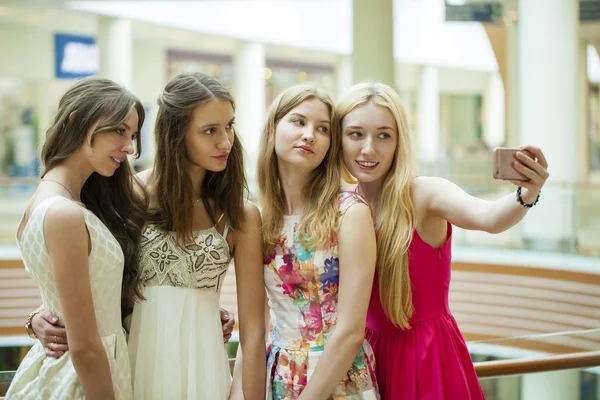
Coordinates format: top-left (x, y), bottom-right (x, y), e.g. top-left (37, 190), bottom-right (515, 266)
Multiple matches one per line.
top-left (54, 335), bottom-right (58, 344)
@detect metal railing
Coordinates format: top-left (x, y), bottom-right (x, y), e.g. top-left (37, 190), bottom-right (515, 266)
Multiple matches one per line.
top-left (475, 350), bottom-right (600, 379)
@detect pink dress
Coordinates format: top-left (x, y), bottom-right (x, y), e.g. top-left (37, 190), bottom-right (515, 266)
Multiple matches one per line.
top-left (365, 223), bottom-right (485, 400)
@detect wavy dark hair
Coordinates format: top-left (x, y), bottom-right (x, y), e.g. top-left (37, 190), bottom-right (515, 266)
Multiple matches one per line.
top-left (149, 72), bottom-right (247, 244)
top-left (41, 76), bottom-right (148, 317)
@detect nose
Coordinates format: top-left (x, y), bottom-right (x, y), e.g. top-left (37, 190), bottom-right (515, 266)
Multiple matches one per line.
top-left (122, 140), bottom-right (134, 155)
top-left (301, 126), bottom-right (315, 143)
top-left (217, 131), bottom-right (233, 151)
top-left (361, 136), bottom-right (375, 156)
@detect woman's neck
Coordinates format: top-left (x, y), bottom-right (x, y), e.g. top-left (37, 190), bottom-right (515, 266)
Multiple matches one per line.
top-left (43, 159), bottom-right (92, 202)
top-left (356, 179), bottom-right (383, 215)
top-left (278, 163), bottom-right (312, 216)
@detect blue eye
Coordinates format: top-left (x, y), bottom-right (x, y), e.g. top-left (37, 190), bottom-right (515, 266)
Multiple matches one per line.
top-left (379, 132), bottom-right (391, 139)
top-left (318, 126), bottom-right (330, 134)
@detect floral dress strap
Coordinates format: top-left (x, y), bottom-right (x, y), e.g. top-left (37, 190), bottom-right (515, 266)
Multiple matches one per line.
top-left (337, 191), bottom-right (370, 228)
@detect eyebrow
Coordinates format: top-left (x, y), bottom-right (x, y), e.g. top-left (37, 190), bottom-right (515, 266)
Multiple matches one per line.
top-left (121, 122), bottom-right (140, 135)
top-left (289, 112), bottom-right (330, 124)
top-left (344, 124), bottom-right (394, 130)
top-left (197, 117), bottom-right (236, 130)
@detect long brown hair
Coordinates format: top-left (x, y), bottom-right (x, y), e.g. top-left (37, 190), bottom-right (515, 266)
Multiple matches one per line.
top-left (335, 82), bottom-right (415, 329)
top-left (257, 83), bottom-right (340, 256)
top-left (41, 76), bottom-right (148, 317)
top-left (149, 72), bottom-right (247, 244)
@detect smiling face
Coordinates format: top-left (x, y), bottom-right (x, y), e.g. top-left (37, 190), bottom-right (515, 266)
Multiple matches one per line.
top-left (184, 98), bottom-right (235, 174)
top-left (274, 97), bottom-right (331, 173)
top-left (85, 105), bottom-right (139, 177)
top-left (341, 102), bottom-right (398, 186)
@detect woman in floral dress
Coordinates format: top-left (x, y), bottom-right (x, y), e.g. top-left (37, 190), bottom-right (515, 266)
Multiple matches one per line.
top-left (256, 83), bottom-right (379, 399)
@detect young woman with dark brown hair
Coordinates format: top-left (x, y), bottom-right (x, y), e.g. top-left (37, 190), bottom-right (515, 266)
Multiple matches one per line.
top-left (127, 72), bottom-right (265, 399)
top-left (7, 76), bottom-right (147, 399)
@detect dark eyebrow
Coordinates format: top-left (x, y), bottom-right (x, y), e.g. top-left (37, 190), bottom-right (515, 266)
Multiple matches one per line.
top-left (198, 117), bottom-right (236, 130)
top-left (198, 123), bottom-right (218, 130)
top-left (121, 122), bottom-right (139, 135)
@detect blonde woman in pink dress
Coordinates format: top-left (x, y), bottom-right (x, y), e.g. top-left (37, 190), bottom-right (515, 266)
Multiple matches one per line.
top-left (335, 82), bottom-right (549, 400)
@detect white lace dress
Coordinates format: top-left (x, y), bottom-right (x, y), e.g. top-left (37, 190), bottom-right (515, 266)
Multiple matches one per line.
top-left (6, 196), bottom-right (132, 400)
top-left (128, 218), bottom-right (232, 399)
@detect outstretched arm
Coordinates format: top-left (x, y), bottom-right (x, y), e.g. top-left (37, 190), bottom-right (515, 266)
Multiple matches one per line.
top-left (422, 145), bottom-right (548, 233)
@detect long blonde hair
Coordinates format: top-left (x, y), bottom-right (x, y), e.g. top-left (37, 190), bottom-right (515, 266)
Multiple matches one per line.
top-left (257, 83), bottom-right (340, 256)
top-left (335, 82), bottom-right (416, 329)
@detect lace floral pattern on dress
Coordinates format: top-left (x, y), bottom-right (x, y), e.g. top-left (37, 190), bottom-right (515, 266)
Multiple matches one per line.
top-left (139, 224), bottom-right (231, 291)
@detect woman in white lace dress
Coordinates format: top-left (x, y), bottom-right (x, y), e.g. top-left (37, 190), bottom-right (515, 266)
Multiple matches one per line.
top-left (7, 77), bottom-right (148, 400)
top-left (127, 72), bottom-right (266, 399)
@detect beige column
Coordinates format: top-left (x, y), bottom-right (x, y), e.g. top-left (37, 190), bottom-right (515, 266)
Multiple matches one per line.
top-left (98, 17), bottom-right (133, 90)
top-left (518, 0), bottom-right (579, 251)
top-left (352, 0), bottom-right (394, 85)
top-left (233, 41), bottom-right (266, 198)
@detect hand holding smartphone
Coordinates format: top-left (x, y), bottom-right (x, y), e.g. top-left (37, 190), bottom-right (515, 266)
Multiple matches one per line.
top-left (492, 147), bottom-right (534, 181)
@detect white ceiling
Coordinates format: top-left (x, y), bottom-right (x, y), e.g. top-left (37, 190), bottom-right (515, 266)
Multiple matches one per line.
top-left (66, 0), bottom-right (500, 71)
top-left (3, 0), bottom-right (599, 75)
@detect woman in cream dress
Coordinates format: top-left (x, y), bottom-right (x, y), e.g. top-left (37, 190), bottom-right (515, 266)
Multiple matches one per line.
top-left (7, 77), bottom-right (147, 399)
top-left (127, 72), bottom-right (266, 399)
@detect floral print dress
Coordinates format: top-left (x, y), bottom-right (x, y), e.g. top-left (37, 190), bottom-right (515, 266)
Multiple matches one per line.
top-left (264, 192), bottom-right (379, 400)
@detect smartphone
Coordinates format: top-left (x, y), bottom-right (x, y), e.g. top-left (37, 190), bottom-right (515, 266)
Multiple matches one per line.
top-left (492, 147), bottom-right (532, 181)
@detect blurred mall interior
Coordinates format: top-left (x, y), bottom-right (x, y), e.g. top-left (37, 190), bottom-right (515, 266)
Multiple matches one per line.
top-left (0, 0), bottom-right (600, 398)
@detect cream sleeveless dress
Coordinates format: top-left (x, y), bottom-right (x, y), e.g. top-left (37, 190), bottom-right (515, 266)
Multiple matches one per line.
top-left (128, 216), bottom-right (232, 399)
top-left (7, 195), bottom-right (132, 399)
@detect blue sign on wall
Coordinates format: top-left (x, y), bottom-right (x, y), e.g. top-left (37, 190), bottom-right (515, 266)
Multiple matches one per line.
top-left (54, 33), bottom-right (99, 79)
